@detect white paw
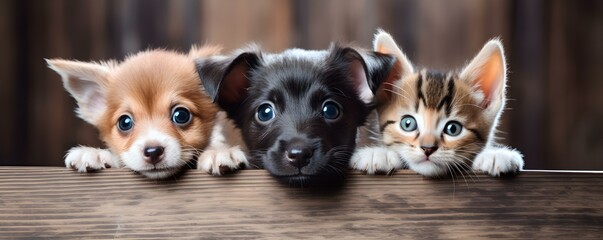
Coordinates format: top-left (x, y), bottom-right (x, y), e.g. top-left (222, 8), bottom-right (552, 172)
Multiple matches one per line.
top-left (65, 146), bottom-right (117, 172)
top-left (472, 147), bottom-right (524, 176)
top-left (350, 146), bottom-right (403, 174)
top-left (198, 146), bottom-right (248, 175)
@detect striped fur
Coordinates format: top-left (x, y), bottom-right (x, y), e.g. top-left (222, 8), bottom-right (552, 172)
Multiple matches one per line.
top-left (376, 69), bottom-right (489, 177)
top-left (351, 30), bottom-right (524, 177)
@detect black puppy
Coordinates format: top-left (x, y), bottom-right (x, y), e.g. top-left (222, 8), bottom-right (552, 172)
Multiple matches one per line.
top-left (196, 44), bottom-right (395, 187)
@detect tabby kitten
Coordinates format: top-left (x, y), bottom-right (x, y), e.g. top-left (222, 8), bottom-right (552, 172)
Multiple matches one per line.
top-left (351, 30), bottom-right (524, 177)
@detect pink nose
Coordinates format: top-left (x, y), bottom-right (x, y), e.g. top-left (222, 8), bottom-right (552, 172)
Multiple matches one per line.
top-left (421, 146), bottom-right (438, 157)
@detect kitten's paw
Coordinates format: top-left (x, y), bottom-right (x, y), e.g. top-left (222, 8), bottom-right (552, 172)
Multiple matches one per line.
top-left (350, 146), bottom-right (403, 174)
top-left (472, 147), bottom-right (524, 177)
top-left (198, 146), bottom-right (248, 175)
top-left (65, 146), bottom-right (116, 172)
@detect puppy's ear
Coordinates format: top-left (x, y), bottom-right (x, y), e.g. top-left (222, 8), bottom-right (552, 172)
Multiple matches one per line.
top-left (46, 59), bottom-right (113, 125)
top-left (373, 29), bottom-right (415, 102)
top-left (188, 44), bottom-right (222, 59)
top-left (329, 45), bottom-right (396, 104)
top-left (459, 39), bottom-right (507, 115)
top-left (195, 52), bottom-right (261, 111)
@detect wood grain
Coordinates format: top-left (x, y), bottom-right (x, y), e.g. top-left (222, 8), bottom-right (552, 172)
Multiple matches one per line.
top-left (0, 167), bottom-right (602, 239)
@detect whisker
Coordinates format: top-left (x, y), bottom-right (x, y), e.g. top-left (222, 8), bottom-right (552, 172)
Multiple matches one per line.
top-left (454, 155), bottom-right (481, 182)
top-left (450, 161), bottom-right (470, 189)
top-left (454, 160), bottom-right (478, 184)
top-left (445, 162), bottom-right (456, 199)
top-left (384, 89), bottom-right (412, 102)
top-left (386, 82), bottom-right (411, 95)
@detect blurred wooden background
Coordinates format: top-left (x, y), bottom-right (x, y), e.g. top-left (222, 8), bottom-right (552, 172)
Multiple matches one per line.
top-left (0, 0), bottom-right (601, 170)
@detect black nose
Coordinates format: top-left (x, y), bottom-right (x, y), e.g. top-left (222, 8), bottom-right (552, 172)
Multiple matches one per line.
top-left (144, 146), bottom-right (165, 164)
top-left (286, 141), bottom-right (313, 169)
top-left (421, 146), bottom-right (438, 157)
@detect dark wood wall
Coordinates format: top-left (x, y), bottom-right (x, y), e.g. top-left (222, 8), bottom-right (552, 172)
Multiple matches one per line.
top-left (1, 0), bottom-right (602, 170)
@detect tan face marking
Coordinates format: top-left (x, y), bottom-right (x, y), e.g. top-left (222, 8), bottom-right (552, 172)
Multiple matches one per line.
top-left (97, 50), bottom-right (218, 178)
top-left (377, 71), bottom-right (491, 177)
top-left (371, 33), bottom-right (509, 177)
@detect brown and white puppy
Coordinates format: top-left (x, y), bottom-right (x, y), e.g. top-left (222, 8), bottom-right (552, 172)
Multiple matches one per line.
top-left (47, 46), bottom-right (247, 179)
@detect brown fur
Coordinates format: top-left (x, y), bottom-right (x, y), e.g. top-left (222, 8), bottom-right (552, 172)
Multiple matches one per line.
top-left (47, 45), bottom-right (225, 178)
top-left (352, 30), bottom-right (523, 177)
top-left (97, 50), bottom-right (218, 154)
top-left (379, 70), bottom-right (488, 168)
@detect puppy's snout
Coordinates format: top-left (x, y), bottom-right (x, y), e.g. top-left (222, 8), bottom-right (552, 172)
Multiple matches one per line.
top-left (144, 146), bottom-right (165, 164)
top-left (286, 140), bottom-right (313, 169)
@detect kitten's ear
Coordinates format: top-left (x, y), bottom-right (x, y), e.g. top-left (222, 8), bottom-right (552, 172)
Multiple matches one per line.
top-left (195, 51), bottom-right (261, 112)
top-left (373, 30), bottom-right (414, 76)
top-left (373, 30), bottom-right (415, 100)
top-left (460, 39), bottom-right (507, 111)
top-left (331, 45), bottom-right (397, 104)
top-left (46, 59), bottom-right (112, 125)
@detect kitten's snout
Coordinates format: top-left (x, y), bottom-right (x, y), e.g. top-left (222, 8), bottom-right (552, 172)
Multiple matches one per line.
top-left (421, 146), bottom-right (438, 157)
top-left (144, 145), bottom-right (165, 164)
top-left (285, 139), bottom-right (314, 169)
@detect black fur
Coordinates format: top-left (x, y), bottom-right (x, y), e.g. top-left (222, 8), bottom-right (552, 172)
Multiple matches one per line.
top-left (196, 44), bottom-right (395, 187)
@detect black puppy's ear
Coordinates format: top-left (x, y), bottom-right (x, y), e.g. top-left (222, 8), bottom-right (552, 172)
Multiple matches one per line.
top-left (195, 52), bottom-right (261, 109)
top-left (329, 45), bottom-right (396, 104)
top-left (373, 30), bottom-right (415, 102)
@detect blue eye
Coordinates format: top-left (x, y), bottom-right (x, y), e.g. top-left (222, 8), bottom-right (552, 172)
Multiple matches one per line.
top-left (322, 101), bottom-right (341, 120)
top-left (400, 115), bottom-right (417, 132)
top-left (117, 115), bottom-right (134, 132)
top-left (444, 121), bottom-right (463, 136)
top-left (172, 107), bottom-right (191, 125)
top-left (257, 103), bottom-right (275, 122)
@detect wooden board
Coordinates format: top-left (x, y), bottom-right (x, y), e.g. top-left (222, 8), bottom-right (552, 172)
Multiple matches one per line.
top-left (0, 167), bottom-right (602, 239)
